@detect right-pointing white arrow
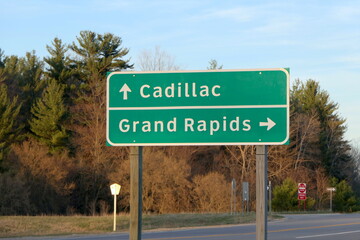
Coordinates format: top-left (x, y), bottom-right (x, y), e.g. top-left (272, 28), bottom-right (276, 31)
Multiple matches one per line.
top-left (259, 117), bottom-right (276, 131)
top-left (119, 83), bottom-right (131, 100)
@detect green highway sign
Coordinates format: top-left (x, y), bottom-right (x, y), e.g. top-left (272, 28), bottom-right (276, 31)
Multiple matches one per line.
top-left (106, 69), bottom-right (289, 146)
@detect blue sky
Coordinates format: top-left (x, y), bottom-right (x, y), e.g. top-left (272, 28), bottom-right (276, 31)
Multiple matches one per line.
top-left (0, 0), bottom-right (359, 143)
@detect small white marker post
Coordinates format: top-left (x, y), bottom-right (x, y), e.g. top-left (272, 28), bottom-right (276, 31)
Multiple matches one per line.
top-left (327, 187), bottom-right (336, 212)
top-left (110, 183), bottom-right (121, 231)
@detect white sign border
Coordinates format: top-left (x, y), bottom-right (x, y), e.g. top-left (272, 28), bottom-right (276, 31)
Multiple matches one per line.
top-left (106, 68), bottom-right (290, 146)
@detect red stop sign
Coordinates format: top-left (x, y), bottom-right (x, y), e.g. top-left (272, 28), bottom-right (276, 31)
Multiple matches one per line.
top-left (298, 183), bottom-right (306, 193)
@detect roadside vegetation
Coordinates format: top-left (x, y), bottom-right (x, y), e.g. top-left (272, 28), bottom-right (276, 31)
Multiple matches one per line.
top-left (0, 30), bottom-right (359, 218)
top-left (0, 213), bottom-right (262, 238)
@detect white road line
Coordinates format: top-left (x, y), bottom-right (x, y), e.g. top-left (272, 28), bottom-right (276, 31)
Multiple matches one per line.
top-left (296, 230), bottom-right (360, 238)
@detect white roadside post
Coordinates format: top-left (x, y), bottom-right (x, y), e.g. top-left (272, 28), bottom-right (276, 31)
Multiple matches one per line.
top-left (327, 187), bottom-right (336, 212)
top-left (110, 183), bottom-right (121, 231)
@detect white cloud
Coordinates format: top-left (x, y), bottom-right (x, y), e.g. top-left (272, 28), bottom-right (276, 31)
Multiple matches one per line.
top-left (253, 19), bottom-right (299, 35)
top-left (188, 6), bottom-right (259, 23)
top-left (331, 5), bottom-right (360, 21)
top-left (90, 0), bottom-right (134, 11)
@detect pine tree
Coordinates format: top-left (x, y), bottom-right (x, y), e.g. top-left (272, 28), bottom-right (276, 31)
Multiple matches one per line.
top-left (0, 49), bottom-right (6, 83)
top-left (0, 49), bottom-right (5, 68)
top-left (29, 79), bottom-right (68, 152)
top-left (0, 84), bottom-right (21, 171)
top-left (331, 178), bottom-right (359, 212)
top-left (272, 178), bottom-right (298, 211)
top-left (1, 55), bottom-right (22, 99)
top-left (68, 31), bottom-right (133, 214)
top-left (0, 51), bottom-right (22, 171)
top-left (207, 59), bottom-right (223, 70)
top-left (5, 52), bottom-right (44, 134)
top-left (71, 31), bottom-right (132, 79)
top-left (44, 38), bottom-right (75, 85)
top-left (291, 79), bottom-right (351, 179)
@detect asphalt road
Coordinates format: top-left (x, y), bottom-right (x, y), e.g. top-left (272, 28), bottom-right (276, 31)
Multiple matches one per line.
top-left (6, 213), bottom-right (360, 240)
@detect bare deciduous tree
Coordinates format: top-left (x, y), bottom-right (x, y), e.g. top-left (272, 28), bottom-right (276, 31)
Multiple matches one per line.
top-left (137, 46), bottom-right (180, 71)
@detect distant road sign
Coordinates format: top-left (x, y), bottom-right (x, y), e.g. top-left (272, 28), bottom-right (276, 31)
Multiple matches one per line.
top-left (243, 182), bottom-right (249, 201)
top-left (298, 183), bottom-right (307, 200)
top-left (298, 193), bottom-right (307, 200)
top-left (107, 69), bottom-right (289, 146)
top-left (298, 183), bottom-right (307, 193)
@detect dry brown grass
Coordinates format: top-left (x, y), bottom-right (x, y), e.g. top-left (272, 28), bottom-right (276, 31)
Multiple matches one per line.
top-left (0, 213), bottom-right (267, 238)
top-left (0, 215), bottom-right (128, 238)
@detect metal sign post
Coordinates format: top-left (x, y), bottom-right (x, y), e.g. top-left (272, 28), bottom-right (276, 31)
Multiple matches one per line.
top-left (268, 181), bottom-right (272, 215)
top-left (256, 145), bottom-right (268, 240)
top-left (231, 179), bottom-right (236, 214)
top-left (298, 183), bottom-right (307, 211)
top-left (130, 146), bottom-right (142, 240)
top-left (242, 181), bottom-right (249, 215)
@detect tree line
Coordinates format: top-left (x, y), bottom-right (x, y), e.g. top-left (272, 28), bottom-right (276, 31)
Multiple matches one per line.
top-left (0, 31), bottom-right (359, 215)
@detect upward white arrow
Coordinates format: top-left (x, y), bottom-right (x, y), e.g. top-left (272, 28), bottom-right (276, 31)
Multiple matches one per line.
top-left (259, 118), bottom-right (276, 131)
top-left (119, 83), bottom-right (131, 100)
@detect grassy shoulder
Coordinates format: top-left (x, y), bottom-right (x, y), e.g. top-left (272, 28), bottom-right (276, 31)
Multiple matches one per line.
top-left (0, 212), bottom-right (282, 238)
